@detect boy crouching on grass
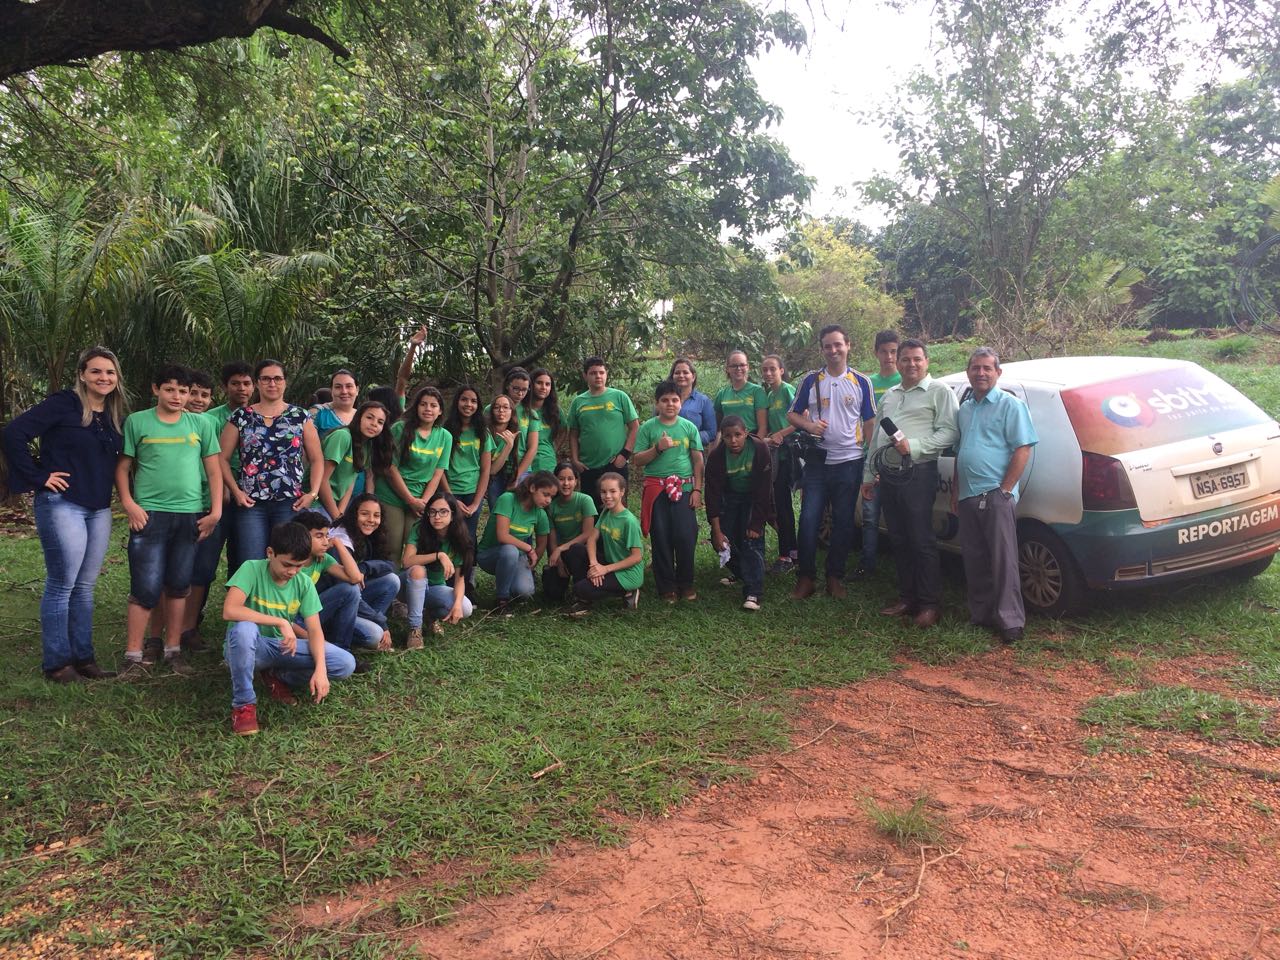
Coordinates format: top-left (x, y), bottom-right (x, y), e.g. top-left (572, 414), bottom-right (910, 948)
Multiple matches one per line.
top-left (706, 416), bottom-right (775, 611)
top-left (222, 521), bottom-right (355, 736)
top-left (291, 510), bottom-right (375, 669)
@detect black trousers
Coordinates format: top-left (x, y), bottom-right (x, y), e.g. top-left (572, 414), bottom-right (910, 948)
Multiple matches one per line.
top-left (650, 494), bottom-right (697, 594)
top-left (543, 542), bottom-right (589, 602)
top-left (573, 571), bottom-right (626, 604)
top-left (879, 459), bottom-right (942, 609)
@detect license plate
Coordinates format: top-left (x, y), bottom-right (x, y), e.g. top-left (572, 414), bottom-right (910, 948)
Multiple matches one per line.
top-left (1190, 465), bottom-right (1250, 499)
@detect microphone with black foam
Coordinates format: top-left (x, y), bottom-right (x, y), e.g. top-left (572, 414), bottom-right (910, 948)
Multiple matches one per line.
top-left (880, 415), bottom-right (910, 465)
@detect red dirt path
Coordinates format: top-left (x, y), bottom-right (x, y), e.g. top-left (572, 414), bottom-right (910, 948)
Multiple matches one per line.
top-left (383, 651), bottom-right (1280, 959)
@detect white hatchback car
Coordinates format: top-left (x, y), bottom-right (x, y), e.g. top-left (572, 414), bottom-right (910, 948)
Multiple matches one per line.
top-left (928, 357), bottom-right (1280, 616)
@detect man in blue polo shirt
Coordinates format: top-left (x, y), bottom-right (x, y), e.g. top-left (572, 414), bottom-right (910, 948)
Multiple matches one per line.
top-left (952, 347), bottom-right (1038, 644)
top-left (787, 323), bottom-right (877, 599)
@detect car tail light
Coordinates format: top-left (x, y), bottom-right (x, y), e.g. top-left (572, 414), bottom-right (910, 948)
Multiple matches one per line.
top-left (1081, 452), bottom-right (1138, 510)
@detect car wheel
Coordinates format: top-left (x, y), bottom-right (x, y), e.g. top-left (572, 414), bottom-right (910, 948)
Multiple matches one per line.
top-left (1017, 524), bottom-right (1084, 618)
top-left (1220, 553), bottom-right (1274, 582)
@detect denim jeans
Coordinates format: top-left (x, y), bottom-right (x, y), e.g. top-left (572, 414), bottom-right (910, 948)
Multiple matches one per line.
top-left (127, 510), bottom-right (199, 608)
top-left (649, 493), bottom-right (697, 594)
top-left (191, 512), bottom-right (226, 588)
top-left (224, 621), bottom-right (355, 707)
top-left (355, 571), bottom-right (400, 644)
top-left (478, 543), bottom-right (536, 601)
top-left (34, 492), bottom-right (113, 671)
top-left (233, 498), bottom-right (299, 569)
top-left (796, 458), bottom-right (861, 580)
top-left (860, 484), bottom-right (882, 571)
top-left (316, 580), bottom-right (361, 650)
top-left (724, 492), bottom-right (765, 599)
top-left (407, 581), bottom-right (475, 622)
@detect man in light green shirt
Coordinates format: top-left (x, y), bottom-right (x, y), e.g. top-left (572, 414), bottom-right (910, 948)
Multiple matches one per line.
top-left (861, 338), bottom-right (958, 629)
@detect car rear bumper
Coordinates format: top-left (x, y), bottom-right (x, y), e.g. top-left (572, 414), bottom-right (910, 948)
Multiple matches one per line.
top-left (1053, 492), bottom-right (1280, 589)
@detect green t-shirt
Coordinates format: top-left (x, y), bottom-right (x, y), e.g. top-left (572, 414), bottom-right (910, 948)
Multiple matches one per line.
top-left (595, 507), bottom-right (643, 590)
top-left (528, 407), bottom-right (559, 473)
top-left (714, 382), bottom-right (768, 431)
top-left (869, 371), bottom-right (902, 405)
top-left (725, 441), bottom-right (756, 494)
top-left (547, 491), bottom-right (597, 543)
top-left (122, 407), bottom-right (220, 513)
top-left (566, 388), bottom-right (639, 469)
top-left (380, 422), bottom-right (452, 509)
top-left (634, 416), bottom-right (703, 482)
top-left (425, 541), bottom-right (463, 586)
top-left (764, 382), bottom-right (797, 434)
top-left (227, 558), bottom-right (322, 639)
top-left (322, 429), bottom-right (367, 505)
top-left (513, 408), bottom-right (539, 473)
top-left (446, 425), bottom-right (498, 495)
top-left (206, 403), bottom-right (241, 474)
top-left (300, 553), bottom-right (338, 585)
top-left (478, 490), bottom-right (551, 550)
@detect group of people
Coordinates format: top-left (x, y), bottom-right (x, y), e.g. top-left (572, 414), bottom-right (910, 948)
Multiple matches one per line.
top-left (3, 323), bottom-right (1037, 736)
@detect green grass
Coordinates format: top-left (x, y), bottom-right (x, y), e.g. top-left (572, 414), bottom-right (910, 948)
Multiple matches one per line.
top-left (1080, 685), bottom-right (1276, 743)
top-left (3, 329), bottom-right (1279, 956)
top-left (863, 795), bottom-right (946, 849)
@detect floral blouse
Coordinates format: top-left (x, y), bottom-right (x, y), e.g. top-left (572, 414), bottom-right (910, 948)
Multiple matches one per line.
top-left (229, 404), bottom-right (308, 501)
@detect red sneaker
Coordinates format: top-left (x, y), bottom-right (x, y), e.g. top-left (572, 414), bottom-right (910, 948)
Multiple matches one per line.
top-left (260, 670), bottom-right (298, 706)
top-left (231, 703), bottom-right (259, 736)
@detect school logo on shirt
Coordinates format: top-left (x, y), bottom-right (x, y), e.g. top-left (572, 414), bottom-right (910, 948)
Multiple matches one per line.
top-left (604, 523), bottom-right (622, 541)
top-left (605, 401), bottom-right (615, 411)
top-left (250, 594), bottom-right (303, 615)
top-left (410, 441), bottom-right (445, 458)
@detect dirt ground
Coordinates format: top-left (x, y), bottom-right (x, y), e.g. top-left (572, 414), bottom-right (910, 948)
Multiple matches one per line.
top-left (378, 650), bottom-right (1280, 960)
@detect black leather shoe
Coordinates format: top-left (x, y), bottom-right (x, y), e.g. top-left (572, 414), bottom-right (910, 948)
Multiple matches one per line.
top-left (73, 660), bottom-right (116, 680)
top-left (999, 627), bottom-right (1024, 645)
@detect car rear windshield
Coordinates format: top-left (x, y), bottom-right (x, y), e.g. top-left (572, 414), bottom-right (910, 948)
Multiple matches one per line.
top-left (1060, 367), bottom-right (1272, 455)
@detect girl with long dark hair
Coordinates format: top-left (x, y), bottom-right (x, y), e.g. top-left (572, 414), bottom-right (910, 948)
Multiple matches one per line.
top-left (402, 491), bottom-right (475, 647)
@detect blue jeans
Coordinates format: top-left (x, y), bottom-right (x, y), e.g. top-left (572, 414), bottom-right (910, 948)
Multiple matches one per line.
top-left (127, 510), bottom-right (199, 608)
top-left (34, 492), bottom-right (112, 671)
top-left (316, 581), bottom-right (361, 650)
top-left (478, 543), bottom-right (536, 601)
top-left (406, 577), bottom-right (475, 625)
top-left (355, 572), bottom-right (399, 645)
top-left (796, 458), bottom-right (860, 580)
top-left (860, 485), bottom-right (882, 571)
top-left (191, 512), bottom-right (226, 588)
top-left (724, 492), bottom-right (765, 599)
top-left (224, 621), bottom-right (355, 708)
top-left (233, 498), bottom-right (299, 569)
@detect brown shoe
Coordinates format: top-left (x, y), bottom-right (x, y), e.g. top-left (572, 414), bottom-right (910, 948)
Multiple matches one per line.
top-left (880, 601), bottom-right (913, 617)
top-left (405, 627), bottom-right (424, 650)
top-left (913, 607), bottom-right (941, 628)
top-left (44, 664), bottom-right (84, 684)
top-left (73, 660), bottom-right (115, 680)
top-left (791, 576), bottom-right (817, 600)
top-left (825, 577), bottom-right (847, 599)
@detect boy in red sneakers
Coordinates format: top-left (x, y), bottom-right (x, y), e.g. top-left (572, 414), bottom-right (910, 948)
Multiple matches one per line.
top-left (221, 522), bottom-right (355, 735)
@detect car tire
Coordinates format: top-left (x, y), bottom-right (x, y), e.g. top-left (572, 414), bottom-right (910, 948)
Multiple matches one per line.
top-left (1220, 553), bottom-right (1274, 582)
top-left (1017, 523), bottom-right (1084, 618)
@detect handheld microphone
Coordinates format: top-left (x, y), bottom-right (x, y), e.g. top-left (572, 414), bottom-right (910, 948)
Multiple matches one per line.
top-left (881, 416), bottom-right (910, 463)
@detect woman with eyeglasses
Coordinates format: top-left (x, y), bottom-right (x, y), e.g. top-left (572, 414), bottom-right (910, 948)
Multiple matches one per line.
top-left (218, 359), bottom-right (324, 568)
top-left (402, 491), bottom-right (475, 648)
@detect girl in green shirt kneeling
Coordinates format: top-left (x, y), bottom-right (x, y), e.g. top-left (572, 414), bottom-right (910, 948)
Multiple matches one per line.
top-left (572, 472), bottom-right (644, 613)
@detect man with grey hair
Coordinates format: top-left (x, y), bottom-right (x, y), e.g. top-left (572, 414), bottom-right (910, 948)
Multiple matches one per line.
top-left (951, 347), bottom-right (1038, 643)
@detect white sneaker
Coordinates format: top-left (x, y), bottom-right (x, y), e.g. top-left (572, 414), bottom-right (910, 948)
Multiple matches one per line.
top-left (742, 596), bottom-right (761, 612)
top-left (625, 589), bottom-right (641, 610)
top-left (719, 576), bottom-right (737, 587)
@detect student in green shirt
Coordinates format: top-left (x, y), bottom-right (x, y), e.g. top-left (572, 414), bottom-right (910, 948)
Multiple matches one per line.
top-left (567, 356), bottom-right (639, 506)
top-left (484, 394), bottom-right (520, 508)
top-left (524, 368), bottom-right (563, 475)
top-left (402, 491), bottom-right (476, 647)
top-left (116, 364), bottom-right (222, 680)
top-left (853, 329), bottom-right (903, 581)
top-left (761, 354), bottom-right (799, 573)
top-left (572, 472), bottom-right (644, 612)
top-left (205, 360), bottom-right (255, 577)
top-left (290, 510), bottom-right (377, 655)
top-left (632, 379), bottom-right (704, 601)
top-left (222, 521), bottom-right (356, 736)
top-left (442, 386), bottom-right (494, 546)
top-left (502, 367), bottom-right (541, 481)
top-left (542, 462), bottom-right (597, 602)
top-left (379, 385), bottom-right (453, 561)
top-left (477, 471), bottom-right (557, 606)
top-left (319, 401), bottom-right (391, 520)
top-left (713, 350), bottom-right (768, 442)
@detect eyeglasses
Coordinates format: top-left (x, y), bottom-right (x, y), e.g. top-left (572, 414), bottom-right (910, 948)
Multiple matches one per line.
top-left (258, 375), bottom-right (286, 384)
top-left (728, 363), bottom-right (748, 370)
top-left (426, 508), bottom-right (452, 517)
